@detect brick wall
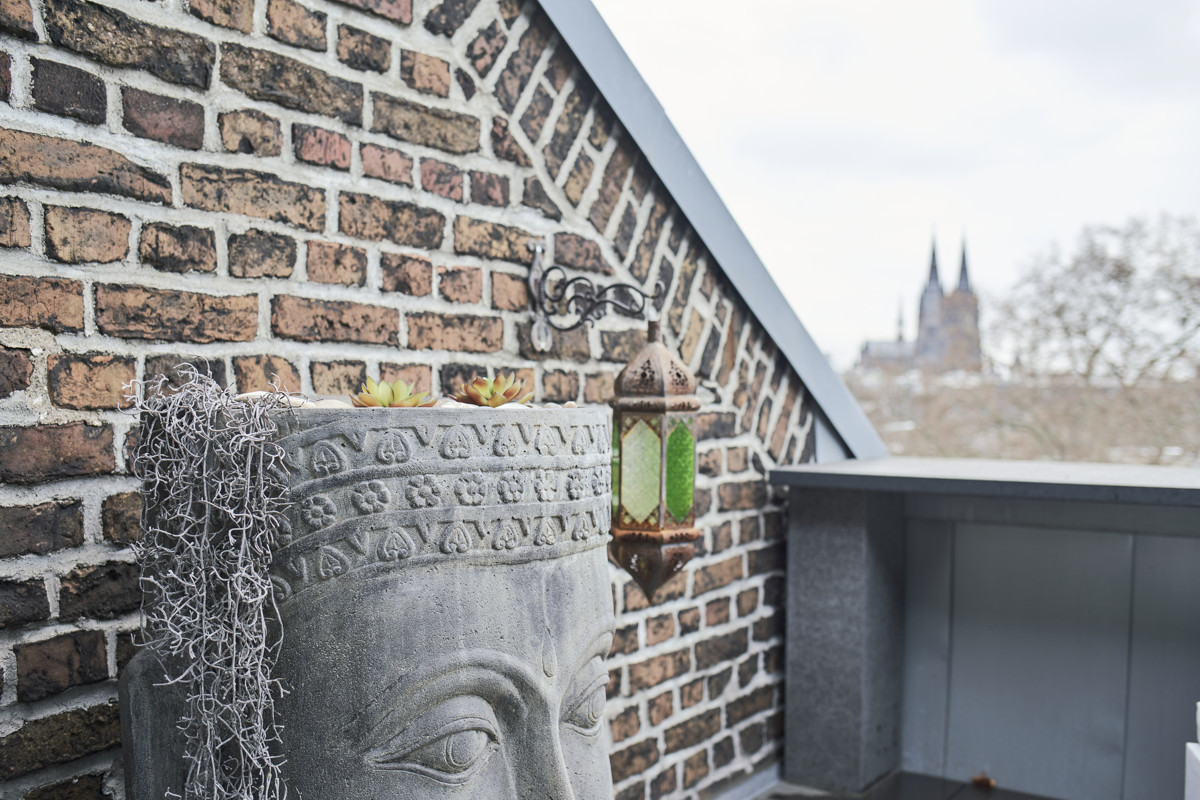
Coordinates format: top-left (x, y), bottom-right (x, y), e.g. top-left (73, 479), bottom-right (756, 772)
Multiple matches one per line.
top-left (0, 0), bottom-right (816, 795)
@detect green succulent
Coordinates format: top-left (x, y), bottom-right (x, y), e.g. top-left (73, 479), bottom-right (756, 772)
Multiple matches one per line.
top-left (453, 373), bottom-right (534, 407)
top-left (351, 377), bottom-right (436, 408)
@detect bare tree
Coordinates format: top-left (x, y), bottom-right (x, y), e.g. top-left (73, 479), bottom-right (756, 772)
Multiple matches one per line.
top-left (847, 214), bottom-right (1200, 465)
top-left (991, 214), bottom-right (1200, 386)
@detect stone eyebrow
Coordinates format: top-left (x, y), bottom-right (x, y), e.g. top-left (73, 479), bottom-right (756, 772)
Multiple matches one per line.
top-left (344, 650), bottom-right (544, 739)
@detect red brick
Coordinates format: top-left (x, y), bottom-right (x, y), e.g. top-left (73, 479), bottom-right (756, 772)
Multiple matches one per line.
top-left (219, 109), bottom-right (282, 156)
top-left (695, 629), bottom-right (748, 671)
top-left (491, 116), bottom-right (531, 166)
top-left (401, 50), bottom-right (449, 96)
top-left (664, 708), bottom-right (721, 754)
top-left (589, 138), bottom-right (637, 233)
top-left (520, 85), bottom-right (553, 141)
top-left (470, 170), bottom-right (508, 206)
top-left (467, 20), bottom-right (506, 77)
top-left (0, 346), bottom-right (32, 398)
top-left (421, 158), bottom-right (463, 202)
top-left (632, 196), bottom-right (671, 282)
top-left (681, 678), bottom-right (704, 710)
top-left (737, 588), bottom-right (759, 617)
top-left (456, 67), bottom-right (475, 98)
top-left (379, 362), bottom-right (432, 394)
top-left (338, 24), bottom-right (391, 73)
top-left (361, 143), bottom-right (413, 185)
top-left (221, 42), bottom-right (362, 126)
top-left (0, 0), bottom-right (36, 38)
top-left (545, 44), bottom-right (574, 92)
top-left (542, 369), bottom-right (579, 402)
top-left (102, 491), bottom-right (141, 544)
top-left (718, 480), bottom-right (767, 512)
top-left (0, 423), bottom-right (113, 483)
top-left (0, 128), bottom-right (171, 204)
top-left (610, 738), bottom-right (659, 784)
top-left (629, 648), bottom-right (690, 693)
top-left (424, 0), bottom-right (478, 36)
top-left (554, 232), bottom-right (611, 274)
top-left (493, 12), bottom-right (551, 113)
top-left (610, 705), bottom-right (640, 743)
top-left (728, 446), bottom-right (749, 472)
top-left (293, 124), bottom-right (351, 170)
top-left (651, 764), bottom-right (677, 798)
top-left (329, 0), bottom-right (409, 23)
top-left (31, 58), bottom-right (105, 124)
top-left (139, 223), bottom-right (216, 273)
top-left (698, 448), bottom-right (722, 477)
top-left (437, 266), bottom-right (481, 304)
top-left (0, 579), bottom-right (49, 628)
top-left (649, 691), bottom-right (674, 726)
top-left (59, 561), bottom-right (140, 621)
top-left (122, 87), bottom-right (204, 149)
top-left (16, 630), bottom-right (107, 703)
top-left (272, 295), bottom-right (399, 345)
top-left (647, 613), bottom-right (675, 646)
top-left (182, 163), bottom-right (325, 232)
top-left (232, 354), bottom-right (301, 392)
top-left (0, 702), bottom-right (120, 779)
top-left (564, 152), bottom-right (594, 206)
top-left (339, 192), bottom-right (444, 247)
top-left (522, 176), bottom-right (561, 221)
top-left (0, 196), bottom-right (30, 248)
top-left (44, 0), bottom-right (214, 88)
top-left (97, 284), bottom-right (257, 343)
top-left (267, 0), bottom-right (326, 50)
top-left (307, 240), bottom-right (366, 286)
top-left (543, 78), bottom-right (595, 177)
top-left (312, 360), bottom-right (366, 396)
top-left (706, 597), bottom-right (731, 626)
top-left (372, 92), bottom-right (480, 154)
top-left (694, 554), bottom-right (744, 596)
top-left (683, 750), bottom-right (709, 788)
top-left (48, 353), bottom-right (136, 410)
top-left (381, 252), bottom-right (433, 295)
top-left (728, 685), bottom-right (774, 725)
top-left (190, 0), bottom-right (253, 32)
top-left (44, 206), bottom-right (130, 264)
top-left (583, 372), bottom-right (614, 403)
top-left (453, 216), bottom-right (535, 264)
top-left (491, 271), bottom-right (529, 311)
top-left (678, 607), bottom-right (700, 635)
top-left (406, 312), bottom-right (502, 353)
top-left (0, 500), bottom-right (83, 558)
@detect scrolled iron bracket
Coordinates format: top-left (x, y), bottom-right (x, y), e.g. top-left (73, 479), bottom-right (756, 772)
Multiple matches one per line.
top-left (528, 239), bottom-right (665, 352)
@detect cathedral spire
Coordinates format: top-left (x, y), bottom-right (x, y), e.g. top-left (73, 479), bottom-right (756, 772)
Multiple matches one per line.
top-left (927, 237), bottom-right (942, 293)
top-left (957, 238), bottom-right (971, 293)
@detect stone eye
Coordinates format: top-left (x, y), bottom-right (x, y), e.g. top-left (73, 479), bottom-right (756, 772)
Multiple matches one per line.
top-left (563, 682), bottom-right (606, 735)
top-left (372, 722), bottom-right (497, 784)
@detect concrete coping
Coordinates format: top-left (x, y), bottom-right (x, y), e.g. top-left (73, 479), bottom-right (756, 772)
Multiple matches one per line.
top-left (769, 456), bottom-right (1200, 508)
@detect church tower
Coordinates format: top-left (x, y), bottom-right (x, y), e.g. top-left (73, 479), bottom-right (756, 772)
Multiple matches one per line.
top-left (940, 240), bottom-right (982, 371)
top-left (916, 239), bottom-right (944, 368)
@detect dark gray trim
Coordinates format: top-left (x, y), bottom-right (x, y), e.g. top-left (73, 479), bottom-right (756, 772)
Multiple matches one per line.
top-left (537, 0), bottom-right (887, 460)
top-left (770, 457), bottom-right (1200, 507)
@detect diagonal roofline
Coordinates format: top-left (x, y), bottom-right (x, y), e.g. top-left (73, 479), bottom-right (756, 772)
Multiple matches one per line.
top-left (539, 0), bottom-right (887, 459)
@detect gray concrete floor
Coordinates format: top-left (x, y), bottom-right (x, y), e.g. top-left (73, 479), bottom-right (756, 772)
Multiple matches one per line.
top-left (754, 772), bottom-right (1056, 800)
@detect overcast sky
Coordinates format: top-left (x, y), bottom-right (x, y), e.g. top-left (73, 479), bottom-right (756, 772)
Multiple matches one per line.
top-left (590, 0), bottom-right (1200, 370)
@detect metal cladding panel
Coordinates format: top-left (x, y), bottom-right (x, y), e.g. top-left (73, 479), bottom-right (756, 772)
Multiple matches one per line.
top-left (900, 519), bottom-right (953, 776)
top-left (944, 525), bottom-right (1132, 800)
top-left (1123, 535), bottom-right (1200, 800)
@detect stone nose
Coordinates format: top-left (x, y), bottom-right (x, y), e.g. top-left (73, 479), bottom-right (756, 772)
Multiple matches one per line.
top-left (513, 726), bottom-right (577, 800)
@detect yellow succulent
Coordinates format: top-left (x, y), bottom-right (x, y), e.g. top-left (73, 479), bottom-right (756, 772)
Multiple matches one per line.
top-left (453, 373), bottom-right (534, 407)
top-left (351, 377), bottom-right (436, 408)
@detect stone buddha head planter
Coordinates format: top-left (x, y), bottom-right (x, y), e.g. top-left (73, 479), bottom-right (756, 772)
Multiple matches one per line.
top-left (121, 400), bottom-right (615, 799)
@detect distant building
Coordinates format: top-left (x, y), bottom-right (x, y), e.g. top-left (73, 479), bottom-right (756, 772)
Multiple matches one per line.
top-left (858, 240), bottom-right (982, 372)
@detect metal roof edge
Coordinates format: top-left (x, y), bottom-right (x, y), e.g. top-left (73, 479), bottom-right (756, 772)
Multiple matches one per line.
top-left (538, 0), bottom-right (888, 459)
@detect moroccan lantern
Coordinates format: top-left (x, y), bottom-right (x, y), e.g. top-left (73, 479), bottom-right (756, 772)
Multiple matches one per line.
top-left (609, 319), bottom-right (701, 598)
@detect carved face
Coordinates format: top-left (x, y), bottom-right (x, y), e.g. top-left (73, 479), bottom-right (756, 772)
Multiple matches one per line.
top-left (274, 547), bottom-right (616, 798)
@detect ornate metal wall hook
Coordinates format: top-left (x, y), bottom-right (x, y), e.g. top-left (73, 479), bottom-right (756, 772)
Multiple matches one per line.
top-left (528, 240), bottom-right (665, 352)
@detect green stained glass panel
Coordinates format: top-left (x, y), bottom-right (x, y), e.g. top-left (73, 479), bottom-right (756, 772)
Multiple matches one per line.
top-left (665, 419), bottom-right (694, 522)
top-left (620, 419), bottom-right (661, 523)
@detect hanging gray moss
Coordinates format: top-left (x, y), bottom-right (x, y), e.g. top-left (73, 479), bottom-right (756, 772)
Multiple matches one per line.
top-left (130, 367), bottom-right (291, 800)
